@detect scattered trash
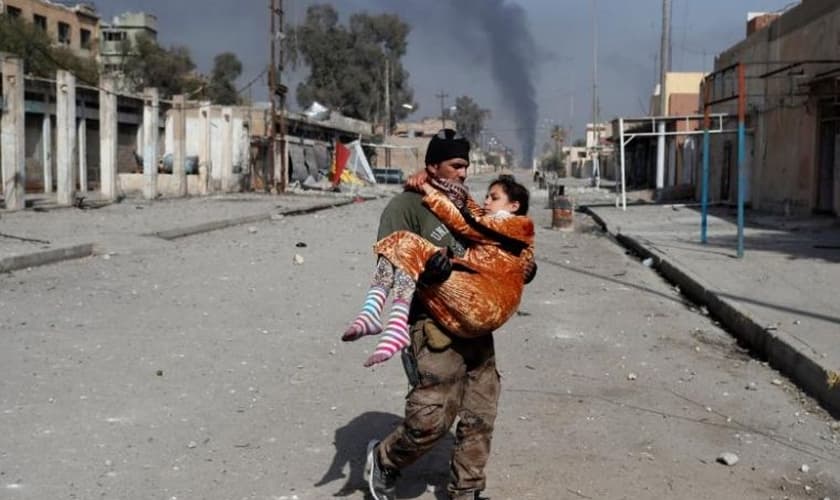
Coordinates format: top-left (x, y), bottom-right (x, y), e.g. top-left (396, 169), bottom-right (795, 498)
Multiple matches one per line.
top-left (293, 254), bottom-right (305, 265)
top-left (627, 373), bottom-right (638, 381)
top-left (716, 452), bottom-right (739, 466)
top-left (800, 464), bottom-right (810, 473)
top-left (295, 242), bottom-right (307, 248)
top-left (641, 257), bottom-right (654, 267)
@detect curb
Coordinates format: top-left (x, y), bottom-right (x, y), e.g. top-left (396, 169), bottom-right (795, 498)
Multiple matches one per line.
top-left (582, 206), bottom-right (840, 418)
top-left (0, 243), bottom-right (96, 273)
top-left (151, 198), bottom-right (358, 241)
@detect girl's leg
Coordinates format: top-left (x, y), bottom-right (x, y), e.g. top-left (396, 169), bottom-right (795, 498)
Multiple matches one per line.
top-left (364, 268), bottom-right (417, 367)
top-left (342, 257), bottom-right (393, 341)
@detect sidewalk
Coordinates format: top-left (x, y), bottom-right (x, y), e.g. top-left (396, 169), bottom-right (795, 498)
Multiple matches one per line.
top-left (583, 202), bottom-right (840, 417)
top-left (0, 188), bottom-right (390, 272)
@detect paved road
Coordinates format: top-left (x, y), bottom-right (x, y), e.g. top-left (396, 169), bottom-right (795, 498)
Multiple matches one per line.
top-left (1, 174), bottom-right (837, 499)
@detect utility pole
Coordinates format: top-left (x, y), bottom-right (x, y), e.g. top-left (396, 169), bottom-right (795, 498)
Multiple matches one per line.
top-left (268, 0), bottom-right (287, 193)
top-left (590, 0), bottom-right (600, 188)
top-left (384, 57), bottom-right (391, 167)
top-left (435, 90), bottom-right (449, 129)
top-left (656, 0), bottom-right (671, 191)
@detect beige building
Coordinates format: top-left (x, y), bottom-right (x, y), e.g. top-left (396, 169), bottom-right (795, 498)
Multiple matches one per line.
top-left (706, 0), bottom-right (840, 215)
top-left (650, 72), bottom-right (705, 116)
top-left (1, 0), bottom-right (99, 57)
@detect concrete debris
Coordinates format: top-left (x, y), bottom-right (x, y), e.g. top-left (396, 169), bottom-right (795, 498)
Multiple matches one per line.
top-left (716, 452), bottom-right (739, 466)
top-left (293, 254), bottom-right (304, 265)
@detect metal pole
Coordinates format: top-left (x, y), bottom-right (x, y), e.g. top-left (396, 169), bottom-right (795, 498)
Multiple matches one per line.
top-left (277, 0), bottom-right (288, 193)
top-left (268, 0), bottom-right (276, 192)
top-left (701, 81), bottom-right (711, 244)
top-left (591, 0), bottom-right (600, 188)
top-left (384, 57), bottom-right (391, 167)
top-left (619, 117), bottom-right (626, 211)
top-left (736, 63), bottom-right (746, 258)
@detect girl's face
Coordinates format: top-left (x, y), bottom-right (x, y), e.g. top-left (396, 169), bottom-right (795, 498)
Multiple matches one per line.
top-left (484, 184), bottom-right (520, 214)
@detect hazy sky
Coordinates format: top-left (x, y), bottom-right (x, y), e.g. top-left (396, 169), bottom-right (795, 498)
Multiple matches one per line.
top-left (99, 0), bottom-right (795, 156)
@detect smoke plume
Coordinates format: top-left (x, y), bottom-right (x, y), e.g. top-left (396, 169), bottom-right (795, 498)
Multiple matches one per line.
top-left (448, 0), bottom-right (538, 168)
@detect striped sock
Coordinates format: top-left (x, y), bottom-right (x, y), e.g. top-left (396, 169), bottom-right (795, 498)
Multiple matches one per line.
top-left (364, 299), bottom-right (411, 367)
top-left (342, 286), bottom-right (387, 341)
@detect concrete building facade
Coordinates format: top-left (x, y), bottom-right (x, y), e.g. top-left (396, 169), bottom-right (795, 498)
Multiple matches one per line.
top-left (99, 12), bottom-right (157, 74)
top-left (706, 0), bottom-right (840, 215)
top-left (1, 0), bottom-right (99, 57)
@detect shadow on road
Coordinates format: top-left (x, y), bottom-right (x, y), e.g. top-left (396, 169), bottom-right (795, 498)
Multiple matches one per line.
top-left (315, 411), bottom-right (453, 499)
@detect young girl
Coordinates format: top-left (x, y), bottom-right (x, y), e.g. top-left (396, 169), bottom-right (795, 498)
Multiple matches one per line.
top-left (343, 175), bottom-right (535, 367)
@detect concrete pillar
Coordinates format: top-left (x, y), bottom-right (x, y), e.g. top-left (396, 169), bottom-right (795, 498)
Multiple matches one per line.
top-left (56, 70), bottom-right (77, 206)
top-left (42, 94), bottom-right (53, 194)
top-left (1, 56), bottom-right (25, 210)
top-left (142, 88), bottom-right (159, 200)
top-left (220, 106), bottom-right (233, 192)
top-left (99, 78), bottom-right (118, 200)
top-left (78, 107), bottom-right (87, 192)
top-left (198, 102), bottom-right (211, 195)
top-left (172, 94), bottom-right (187, 197)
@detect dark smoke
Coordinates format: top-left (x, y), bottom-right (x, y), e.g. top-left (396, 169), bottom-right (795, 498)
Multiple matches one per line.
top-left (448, 0), bottom-right (538, 168)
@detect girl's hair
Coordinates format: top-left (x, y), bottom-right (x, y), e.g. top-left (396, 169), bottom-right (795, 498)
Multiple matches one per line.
top-left (489, 174), bottom-right (529, 215)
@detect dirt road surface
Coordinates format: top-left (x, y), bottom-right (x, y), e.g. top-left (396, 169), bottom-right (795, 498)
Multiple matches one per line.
top-left (1, 174), bottom-right (837, 499)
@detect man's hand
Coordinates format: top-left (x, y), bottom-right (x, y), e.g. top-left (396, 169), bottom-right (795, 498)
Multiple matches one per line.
top-left (418, 249), bottom-right (452, 285)
top-left (523, 259), bottom-right (537, 284)
top-left (405, 169), bottom-right (429, 192)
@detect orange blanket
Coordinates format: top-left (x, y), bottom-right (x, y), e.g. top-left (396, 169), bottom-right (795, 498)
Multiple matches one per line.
top-left (374, 190), bottom-right (535, 337)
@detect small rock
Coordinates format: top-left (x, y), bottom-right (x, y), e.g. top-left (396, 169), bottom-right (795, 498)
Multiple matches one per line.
top-left (745, 382), bottom-right (758, 391)
top-left (771, 378), bottom-right (783, 386)
top-left (627, 373), bottom-right (638, 381)
top-left (793, 319), bottom-right (801, 325)
top-left (156, 370), bottom-right (163, 377)
top-left (293, 254), bottom-right (305, 265)
top-left (716, 452), bottom-right (739, 466)
top-left (247, 226), bottom-right (258, 234)
top-left (103, 254), bottom-right (111, 260)
top-left (804, 485), bottom-right (813, 492)
top-left (641, 257), bottom-right (654, 267)
top-left (800, 464), bottom-right (810, 473)
top-left (295, 242), bottom-right (307, 248)
top-left (270, 214), bottom-right (285, 221)
top-left (187, 441), bottom-right (197, 449)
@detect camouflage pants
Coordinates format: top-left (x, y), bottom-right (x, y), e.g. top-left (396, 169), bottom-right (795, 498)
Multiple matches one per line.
top-left (378, 319), bottom-right (501, 498)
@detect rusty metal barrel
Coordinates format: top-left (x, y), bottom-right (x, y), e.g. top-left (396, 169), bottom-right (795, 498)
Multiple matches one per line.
top-left (549, 183), bottom-right (574, 231)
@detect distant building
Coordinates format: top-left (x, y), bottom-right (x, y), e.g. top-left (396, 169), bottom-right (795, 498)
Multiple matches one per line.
top-left (99, 12), bottom-right (158, 74)
top-left (1, 0), bottom-right (99, 57)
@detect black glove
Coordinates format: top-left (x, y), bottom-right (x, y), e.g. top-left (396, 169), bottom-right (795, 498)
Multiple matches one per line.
top-left (418, 250), bottom-right (452, 285)
top-left (523, 260), bottom-right (537, 284)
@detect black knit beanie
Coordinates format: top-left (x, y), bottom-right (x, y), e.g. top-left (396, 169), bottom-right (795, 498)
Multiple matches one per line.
top-left (425, 129), bottom-right (470, 165)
